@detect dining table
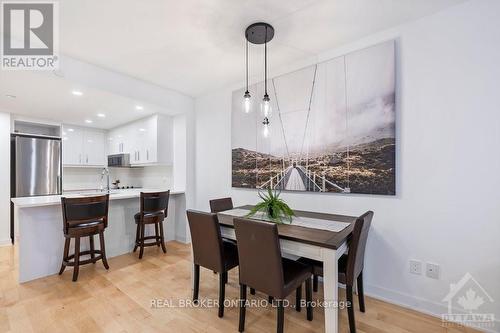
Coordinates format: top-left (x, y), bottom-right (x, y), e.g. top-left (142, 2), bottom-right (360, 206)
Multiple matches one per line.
top-left (216, 205), bottom-right (357, 333)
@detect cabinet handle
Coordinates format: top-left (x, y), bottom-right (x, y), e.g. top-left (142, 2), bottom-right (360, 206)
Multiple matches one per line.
top-left (138, 151), bottom-right (140, 161)
top-left (79, 154), bottom-right (81, 164)
top-left (86, 155), bottom-right (88, 164)
top-left (147, 149), bottom-right (149, 161)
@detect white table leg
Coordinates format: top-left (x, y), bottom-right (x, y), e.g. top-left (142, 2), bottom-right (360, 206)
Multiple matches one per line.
top-left (322, 247), bottom-right (338, 333)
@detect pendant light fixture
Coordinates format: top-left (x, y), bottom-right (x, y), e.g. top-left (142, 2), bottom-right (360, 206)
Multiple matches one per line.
top-left (244, 22), bottom-right (275, 137)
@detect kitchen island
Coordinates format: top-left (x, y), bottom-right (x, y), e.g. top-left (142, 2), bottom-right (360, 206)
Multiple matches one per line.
top-left (11, 189), bottom-right (186, 283)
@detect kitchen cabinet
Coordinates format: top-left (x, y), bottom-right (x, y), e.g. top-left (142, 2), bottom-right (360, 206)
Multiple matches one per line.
top-left (107, 114), bottom-right (172, 166)
top-left (62, 125), bottom-right (106, 167)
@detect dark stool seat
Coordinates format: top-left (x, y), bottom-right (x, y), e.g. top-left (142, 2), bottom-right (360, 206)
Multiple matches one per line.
top-left (59, 195), bottom-right (110, 282)
top-left (133, 191), bottom-right (170, 259)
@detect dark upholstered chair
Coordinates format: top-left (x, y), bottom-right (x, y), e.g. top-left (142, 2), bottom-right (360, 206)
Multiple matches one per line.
top-left (59, 195), bottom-right (110, 282)
top-left (186, 210), bottom-right (239, 318)
top-left (134, 191), bottom-right (169, 259)
top-left (209, 197), bottom-right (234, 213)
top-left (234, 218), bottom-right (313, 333)
top-left (298, 211), bottom-right (374, 333)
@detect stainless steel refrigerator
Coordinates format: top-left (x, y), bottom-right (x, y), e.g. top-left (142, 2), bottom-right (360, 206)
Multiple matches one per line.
top-left (10, 134), bottom-right (62, 242)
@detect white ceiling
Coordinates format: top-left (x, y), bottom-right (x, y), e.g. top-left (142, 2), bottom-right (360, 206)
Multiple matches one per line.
top-left (0, 0), bottom-right (466, 128)
top-left (59, 0), bottom-right (465, 96)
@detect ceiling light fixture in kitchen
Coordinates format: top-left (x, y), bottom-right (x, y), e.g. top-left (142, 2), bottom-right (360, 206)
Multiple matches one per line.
top-left (135, 105), bottom-right (144, 110)
top-left (5, 94), bottom-right (16, 99)
top-left (97, 113), bottom-right (106, 118)
top-left (72, 90), bottom-right (83, 96)
top-left (244, 22), bottom-right (274, 137)
top-left (85, 119), bottom-right (93, 124)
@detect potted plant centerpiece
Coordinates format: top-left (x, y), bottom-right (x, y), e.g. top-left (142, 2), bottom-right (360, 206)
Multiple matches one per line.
top-left (246, 188), bottom-right (295, 224)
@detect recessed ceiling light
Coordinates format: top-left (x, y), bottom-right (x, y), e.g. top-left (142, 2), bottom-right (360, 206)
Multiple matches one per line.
top-left (5, 94), bottom-right (16, 99)
top-left (135, 105), bottom-right (144, 111)
top-left (72, 90), bottom-right (83, 96)
top-left (85, 119), bottom-right (93, 124)
top-left (97, 113), bottom-right (106, 118)
top-left (68, 128), bottom-right (74, 132)
top-left (139, 128), bottom-right (146, 132)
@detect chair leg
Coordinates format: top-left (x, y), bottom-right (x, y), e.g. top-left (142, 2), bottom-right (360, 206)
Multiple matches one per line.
top-left (218, 272), bottom-right (226, 318)
top-left (72, 236), bottom-right (80, 282)
top-left (277, 299), bottom-right (285, 333)
top-left (193, 264), bottom-right (200, 303)
top-left (357, 272), bottom-right (366, 313)
top-left (158, 220), bottom-right (167, 253)
top-left (239, 284), bottom-right (247, 332)
top-left (306, 277), bottom-right (313, 321)
top-left (268, 296), bottom-right (274, 304)
top-left (250, 288), bottom-right (256, 295)
top-left (295, 285), bottom-right (302, 312)
top-left (155, 223), bottom-right (160, 247)
top-left (89, 235), bottom-right (95, 263)
top-left (223, 271), bottom-right (228, 284)
top-left (133, 222), bottom-right (140, 252)
top-left (313, 274), bottom-right (318, 292)
top-left (99, 231), bottom-right (109, 270)
top-left (59, 237), bottom-right (70, 275)
top-left (139, 222), bottom-right (145, 259)
top-left (346, 285), bottom-right (356, 333)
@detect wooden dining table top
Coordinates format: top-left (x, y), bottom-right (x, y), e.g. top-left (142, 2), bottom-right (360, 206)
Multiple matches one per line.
top-left (217, 205), bottom-right (358, 250)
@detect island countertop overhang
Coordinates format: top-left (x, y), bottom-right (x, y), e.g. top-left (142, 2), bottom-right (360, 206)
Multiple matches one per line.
top-left (11, 189), bottom-right (185, 208)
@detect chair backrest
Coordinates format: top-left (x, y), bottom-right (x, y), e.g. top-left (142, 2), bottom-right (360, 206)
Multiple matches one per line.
top-left (209, 197), bottom-right (233, 213)
top-left (61, 195), bottom-right (109, 233)
top-left (346, 211), bottom-right (374, 283)
top-left (141, 191), bottom-right (170, 215)
top-left (233, 218), bottom-right (284, 297)
top-left (186, 210), bottom-right (225, 272)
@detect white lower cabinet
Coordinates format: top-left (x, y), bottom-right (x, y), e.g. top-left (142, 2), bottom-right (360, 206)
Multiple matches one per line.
top-left (62, 125), bottom-right (106, 167)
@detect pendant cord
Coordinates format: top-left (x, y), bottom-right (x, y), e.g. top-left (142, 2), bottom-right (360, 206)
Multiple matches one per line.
top-left (264, 26), bottom-right (268, 95)
top-left (245, 39), bottom-right (249, 92)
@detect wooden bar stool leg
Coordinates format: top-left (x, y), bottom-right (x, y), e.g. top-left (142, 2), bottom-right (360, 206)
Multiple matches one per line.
top-left (72, 236), bottom-right (80, 282)
top-left (139, 222), bottom-right (145, 259)
top-left (155, 223), bottom-right (160, 247)
top-left (158, 220), bottom-right (167, 253)
top-left (89, 235), bottom-right (95, 263)
top-left (59, 237), bottom-right (70, 275)
top-left (99, 231), bottom-right (109, 269)
top-left (133, 222), bottom-right (140, 252)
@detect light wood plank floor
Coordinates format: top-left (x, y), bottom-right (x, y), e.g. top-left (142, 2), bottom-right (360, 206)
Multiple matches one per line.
top-left (0, 241), bottom-right (479, 333)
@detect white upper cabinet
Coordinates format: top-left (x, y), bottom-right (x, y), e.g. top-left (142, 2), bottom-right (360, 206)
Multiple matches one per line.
top-left (107, 114), bottom-right (172, 166)
top-left (62, 125), bottom-right (106, 167)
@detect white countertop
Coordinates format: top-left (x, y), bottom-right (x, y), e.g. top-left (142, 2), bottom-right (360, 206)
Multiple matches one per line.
top-left (11, 188), bottom-right (185, 208)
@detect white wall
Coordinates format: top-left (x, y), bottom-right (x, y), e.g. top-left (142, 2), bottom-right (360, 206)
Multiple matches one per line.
top-left (0, 112), bottom-right (10, 245)
top-left (193, 0), bottom-right (500, 330)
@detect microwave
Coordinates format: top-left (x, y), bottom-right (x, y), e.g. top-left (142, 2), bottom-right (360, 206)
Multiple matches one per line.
top-left (107, 153), bottom-right (130, 167)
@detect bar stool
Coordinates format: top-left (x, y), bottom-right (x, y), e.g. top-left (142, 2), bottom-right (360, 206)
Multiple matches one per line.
top-left (59, 195), bottom-right (110, 282)
top-left (134, 191), bottom-right (170, 259)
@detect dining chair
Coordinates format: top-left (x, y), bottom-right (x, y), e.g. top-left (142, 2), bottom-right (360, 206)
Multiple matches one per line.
top-left (233, 218), bottom-right (313, 333)
top-left (298, 211), bottom-right (374, 333)
top-left (209, 197), bottom-right (234, 213)
top-left (59, 194), bottom-right (110, 282)
top-left (186, 210), bottom-right (239, 318)
top-left (134, 191), bottom-right (170, 259)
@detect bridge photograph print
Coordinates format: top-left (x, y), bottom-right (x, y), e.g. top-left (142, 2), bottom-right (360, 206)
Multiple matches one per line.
top-left (232, 40), bottom-right (396, 195)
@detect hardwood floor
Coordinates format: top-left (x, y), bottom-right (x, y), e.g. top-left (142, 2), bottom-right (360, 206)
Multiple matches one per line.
top-left (0, 241), bottom-right (479, 333)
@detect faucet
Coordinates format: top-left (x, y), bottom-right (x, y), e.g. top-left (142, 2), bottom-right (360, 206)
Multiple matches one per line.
top-left (100, 167), bottom-right (110, 192)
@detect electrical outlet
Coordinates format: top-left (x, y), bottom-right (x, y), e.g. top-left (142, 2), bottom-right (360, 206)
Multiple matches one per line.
top-left (426, 263), bottom-right (440, 279)
top-left (409, 260), bottom-right (422, 275)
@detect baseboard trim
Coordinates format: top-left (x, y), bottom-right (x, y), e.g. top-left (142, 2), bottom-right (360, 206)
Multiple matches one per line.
top-left (364, 283), bottom-right (499, 333)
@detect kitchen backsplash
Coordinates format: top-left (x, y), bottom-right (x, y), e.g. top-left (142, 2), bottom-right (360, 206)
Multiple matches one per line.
top-left (63, 166), bottom-right (173, 191)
